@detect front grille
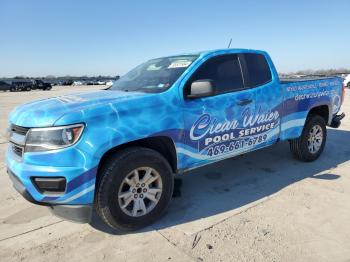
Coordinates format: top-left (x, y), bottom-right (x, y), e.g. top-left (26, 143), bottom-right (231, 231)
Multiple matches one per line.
top-left (9, 124), bottom-right (29, 158)
top-left (12, 144), bottom-right (24, 157)
top-left (10, 124), bottom-right (30, 136)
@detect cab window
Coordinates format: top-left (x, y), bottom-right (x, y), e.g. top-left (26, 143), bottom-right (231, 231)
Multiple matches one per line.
top-left (241, 53), bottom-right (272, 87)
top-left (186, 54), bottom-right (244, 96)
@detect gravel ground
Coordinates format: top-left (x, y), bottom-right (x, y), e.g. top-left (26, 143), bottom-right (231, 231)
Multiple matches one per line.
top-left (0, 86), bottom-right (349, 262)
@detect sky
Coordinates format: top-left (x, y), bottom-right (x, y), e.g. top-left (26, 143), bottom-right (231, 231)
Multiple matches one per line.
top-left (0, 0), bottom-right (349, 77)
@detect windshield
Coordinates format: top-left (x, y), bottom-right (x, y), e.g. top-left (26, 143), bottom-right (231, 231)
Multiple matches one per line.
top-left (110, 55), bottom-right (198, 93)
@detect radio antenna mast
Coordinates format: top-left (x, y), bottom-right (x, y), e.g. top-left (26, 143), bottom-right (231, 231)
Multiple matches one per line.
top-left (227, 38), bottom-right (232, 48)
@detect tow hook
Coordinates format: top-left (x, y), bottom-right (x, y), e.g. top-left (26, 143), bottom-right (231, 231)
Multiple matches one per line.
top-left (330, 113), bottom-right (345, 128)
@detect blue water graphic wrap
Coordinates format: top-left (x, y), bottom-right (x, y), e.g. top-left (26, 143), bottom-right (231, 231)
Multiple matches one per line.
top-left (5, 49), bottom-right (344, 205)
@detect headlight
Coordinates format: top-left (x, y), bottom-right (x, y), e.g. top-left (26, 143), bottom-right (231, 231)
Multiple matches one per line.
top-left (25, 124), bottom-right (84, 152)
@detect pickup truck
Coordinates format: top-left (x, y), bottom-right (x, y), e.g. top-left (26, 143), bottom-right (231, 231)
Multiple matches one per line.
top-left (32, 79), bottom-right (52, 91)
top-left (6, 49), bottom-right (345, 231)
top-left (11, 80), bottom-right (33, 91)
top-left (5, 79), bottom-right (52, 92)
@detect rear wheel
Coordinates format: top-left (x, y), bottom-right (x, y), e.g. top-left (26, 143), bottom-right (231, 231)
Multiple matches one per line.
top-left (10, 86), bottom-right (16, 92)
top-left (95, 147), bottom-right (174, 231)
top-left (289, 115), bottom-right (327, 162)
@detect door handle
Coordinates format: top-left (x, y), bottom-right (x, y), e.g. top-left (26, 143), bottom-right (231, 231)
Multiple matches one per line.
top-left (236, 99), bottom-right (253, 106)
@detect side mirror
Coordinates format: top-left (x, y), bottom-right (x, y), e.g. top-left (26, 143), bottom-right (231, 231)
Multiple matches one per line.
top-left (187, 79), bottom-right (215, 99)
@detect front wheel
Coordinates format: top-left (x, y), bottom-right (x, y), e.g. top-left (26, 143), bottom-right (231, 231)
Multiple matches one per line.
top-left (289, 115), bottom-right (327, 162)
top-left (95, 147), bottom-right (174, 231)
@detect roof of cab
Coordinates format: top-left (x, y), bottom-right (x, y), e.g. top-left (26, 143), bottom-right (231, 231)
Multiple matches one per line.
top-left (179, 48), bottom-right (266, 57)
top-left (152, 48), bottom-right (269, 62)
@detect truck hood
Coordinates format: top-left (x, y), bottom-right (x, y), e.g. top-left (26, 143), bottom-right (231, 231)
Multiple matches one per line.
top-left (9, 90), bottom-right (145, 127)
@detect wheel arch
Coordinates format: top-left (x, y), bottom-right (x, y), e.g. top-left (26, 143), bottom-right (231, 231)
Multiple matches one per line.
top-left (96, 136), bottom-right (178, 185)
top-left (307, 104), bottom-right (331, 125)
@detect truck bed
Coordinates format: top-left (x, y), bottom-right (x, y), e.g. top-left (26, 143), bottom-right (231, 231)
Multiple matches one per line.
top-left (280, 77), bottom-right (338, 84)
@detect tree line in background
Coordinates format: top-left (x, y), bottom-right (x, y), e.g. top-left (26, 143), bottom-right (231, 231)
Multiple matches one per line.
top-left (2, 68), bottom-right (350, 81)
top-left (9, 75), bottom-right (120, 80)
top-left (280, 68), bottom-right (350, 77)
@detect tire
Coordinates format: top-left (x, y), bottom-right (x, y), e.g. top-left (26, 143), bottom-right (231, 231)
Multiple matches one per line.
top-left (10, 87), bottom-right (16, 92)
top-left (347, 82), bottom-right (350, 88)
top-left (289, 115), bottom-right (327, 162)
top-left (26, 87), bottom-right (32, 91)
top-left (95, 147), bottom-right (174, 231)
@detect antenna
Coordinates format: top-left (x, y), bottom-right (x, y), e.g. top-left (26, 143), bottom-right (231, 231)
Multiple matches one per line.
top-left (227, 38), bottom-right (232, 48)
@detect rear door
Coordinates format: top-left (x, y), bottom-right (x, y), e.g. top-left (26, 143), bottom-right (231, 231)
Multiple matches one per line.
top-left (182, 54), bottom-right (256, 168)
top-left (239, 53), bottom-right (282, 146)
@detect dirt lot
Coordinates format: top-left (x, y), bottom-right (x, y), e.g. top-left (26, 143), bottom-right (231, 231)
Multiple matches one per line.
top-left (0, 86), bottom-right (350, 262)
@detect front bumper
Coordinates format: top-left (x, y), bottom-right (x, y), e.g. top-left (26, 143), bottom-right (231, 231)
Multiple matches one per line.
top-left (6, 145), bottom-right (97, 205)
top-left (7, 168), bottom-right (48, 206)
top-left (7, 169), bottom-right (92, 223)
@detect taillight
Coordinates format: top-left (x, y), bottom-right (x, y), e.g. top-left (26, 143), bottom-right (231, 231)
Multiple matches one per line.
top-left (341, 84), bottom-right (345, 105)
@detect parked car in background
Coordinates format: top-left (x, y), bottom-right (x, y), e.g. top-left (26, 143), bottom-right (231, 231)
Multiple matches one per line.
top-left (86, 80), bottom-right (107, 85)
top-left (86, 80), bottom-right (96, 85)
top-left (32, 80), bottom-right (52, 91)
top-left (344, 74), bottom-right (350, 88)
top-left (0, 81), bottom-right (13, 91)
top-left (105, 80), bottom-right (114, 86)
top-left (72, 81), bottom-right (83, 86)
top-left (0, 81), bottom-right (14, 91)
top-left (62, 80), bottom-right (74, 86)
top-left (1, 80), bottom-right (52, 92)
top-left (11, 80), bottom-right (33, 91)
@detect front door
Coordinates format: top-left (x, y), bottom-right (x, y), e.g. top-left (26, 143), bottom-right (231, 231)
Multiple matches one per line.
top-left (181, 54), bottom-right (257, 169)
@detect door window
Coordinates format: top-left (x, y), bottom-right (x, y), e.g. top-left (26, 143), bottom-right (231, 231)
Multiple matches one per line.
top-left (186, 55), bottom-right (244, 96)
top-left (242, 53), bottom-right (272, 88)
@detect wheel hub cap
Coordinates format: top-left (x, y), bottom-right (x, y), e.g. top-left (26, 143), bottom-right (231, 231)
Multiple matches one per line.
top-left (118, 167), bottom-right (163, 217)
top-left (307, 125), bottom-right (323, 154)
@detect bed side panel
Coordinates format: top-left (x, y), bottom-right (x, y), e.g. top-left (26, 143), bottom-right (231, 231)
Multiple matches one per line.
top-left (280, 78), bottom-right (343, 140)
